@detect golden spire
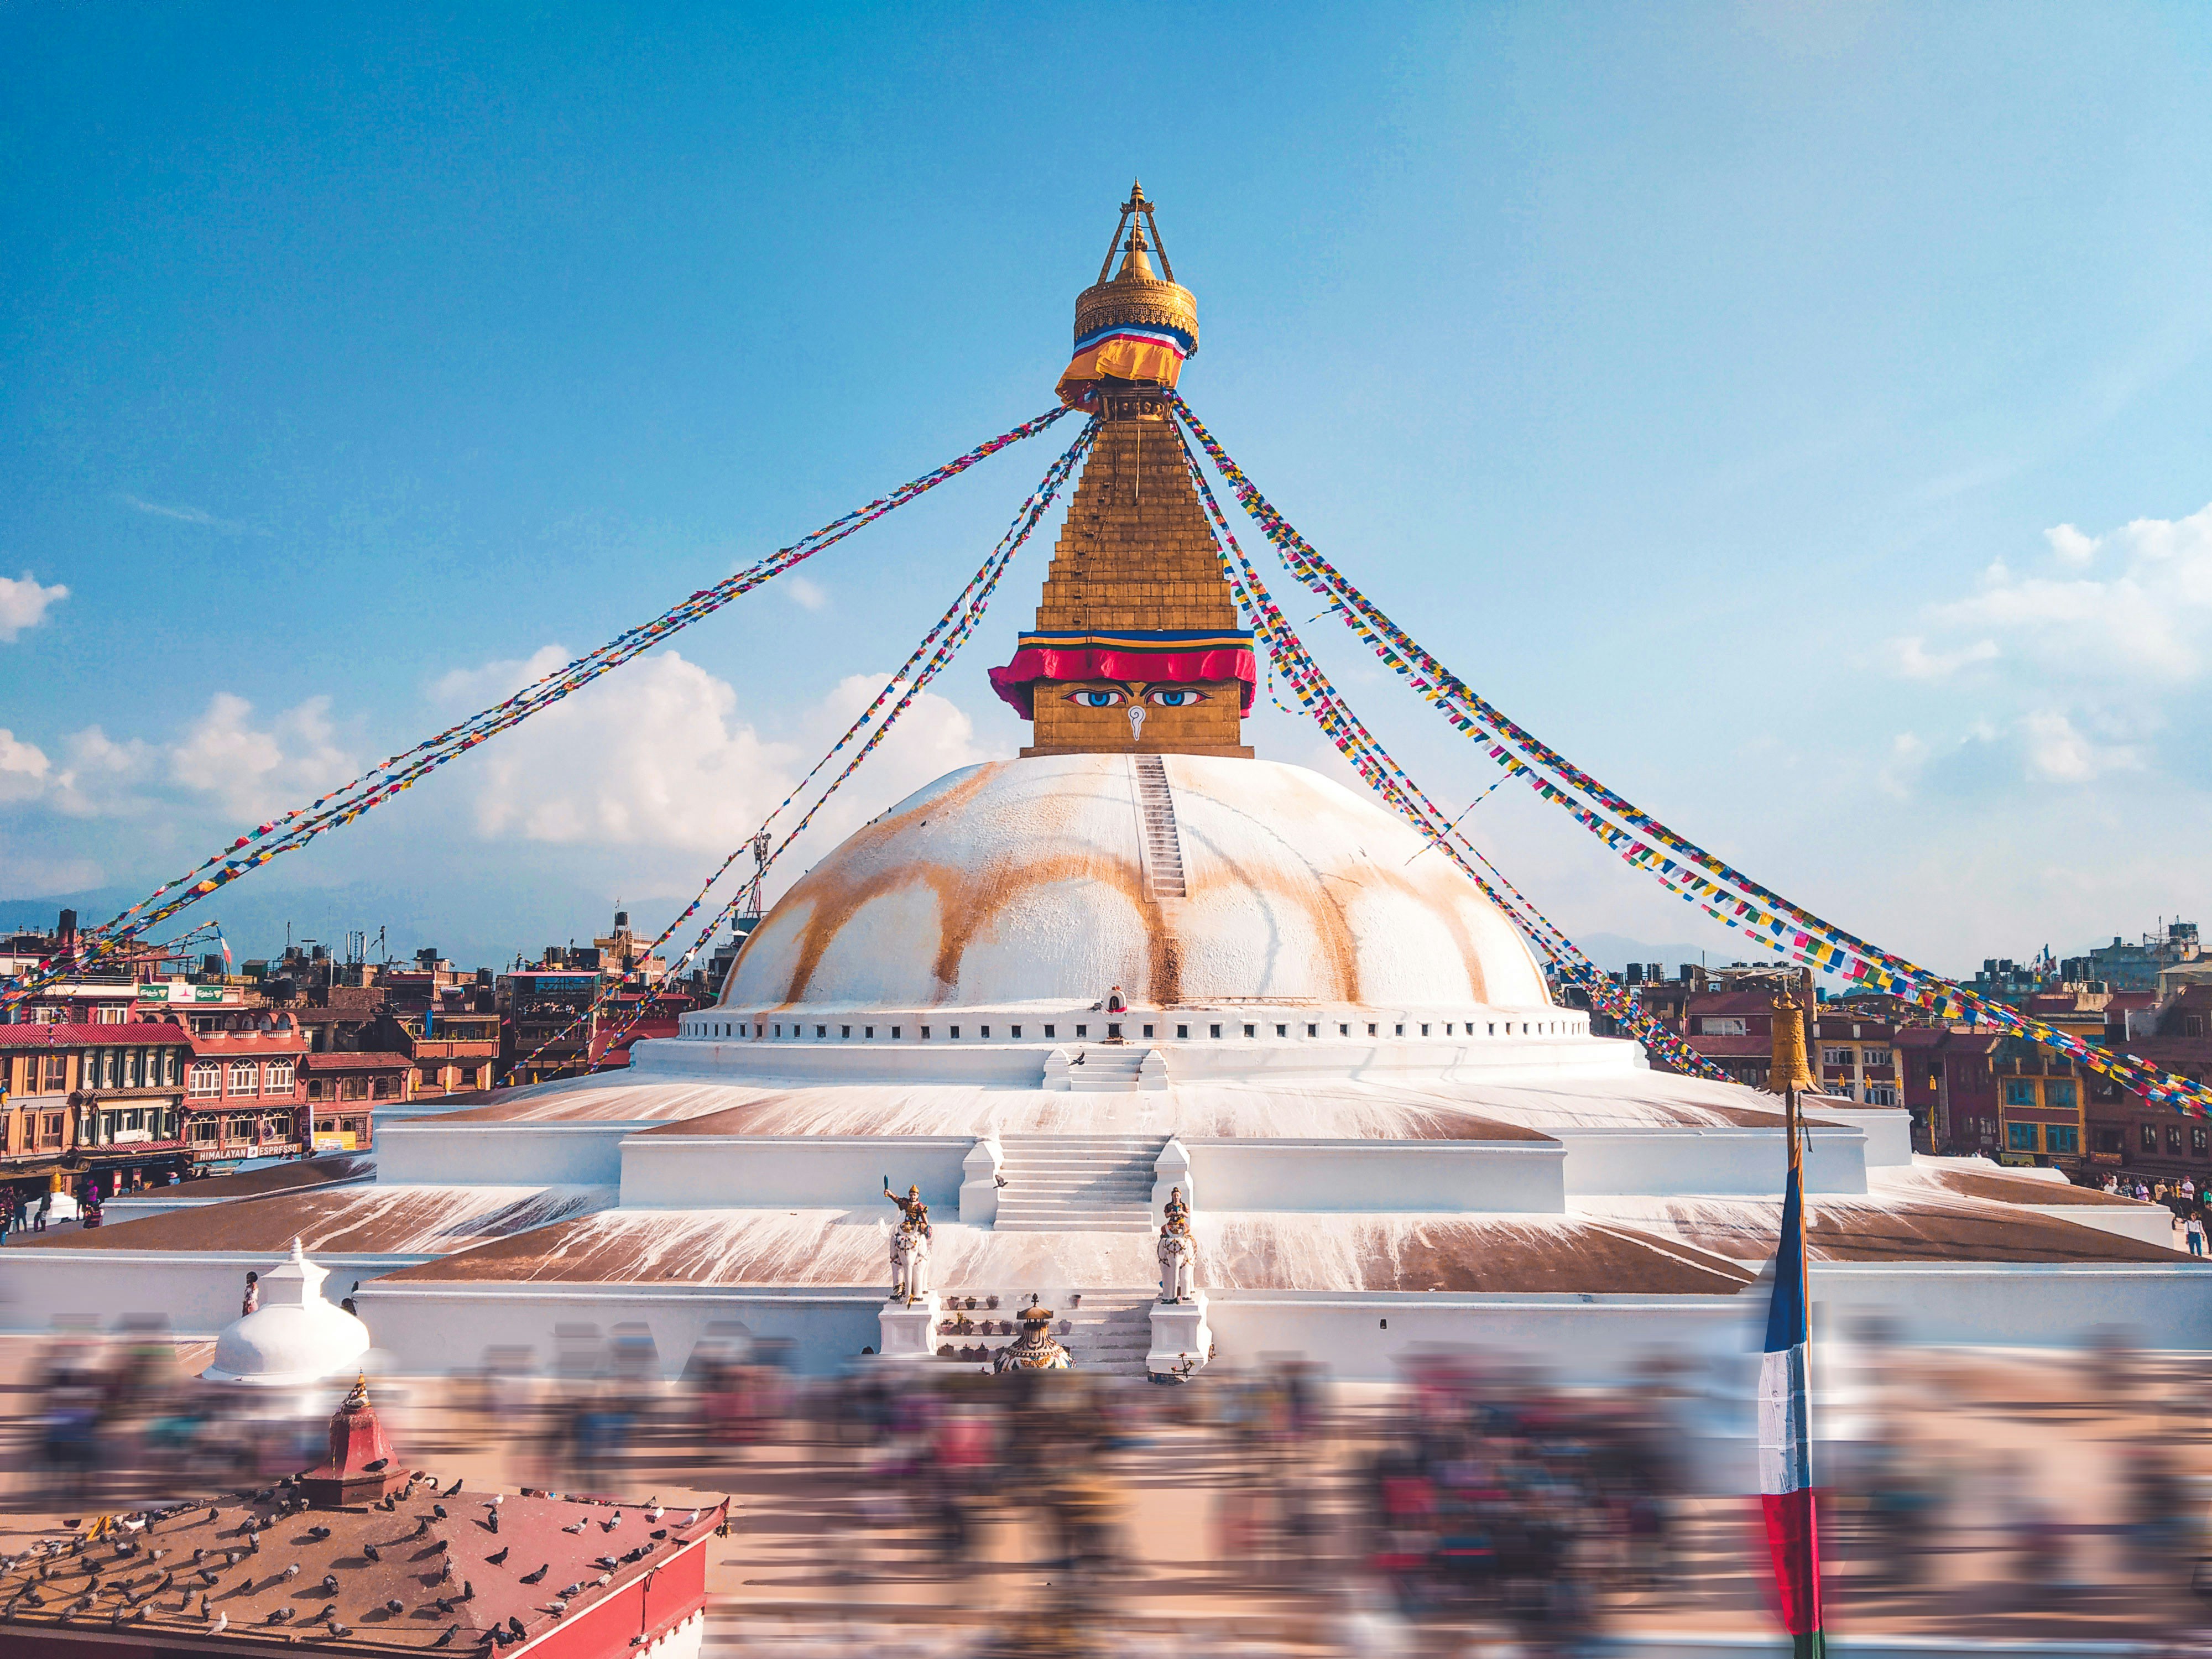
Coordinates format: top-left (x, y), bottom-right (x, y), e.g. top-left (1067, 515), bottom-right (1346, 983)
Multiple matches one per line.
top-left (1071, 181), bottom-right (1198, 373)
top-left (1768, 993), bottom-right (1816, 1097)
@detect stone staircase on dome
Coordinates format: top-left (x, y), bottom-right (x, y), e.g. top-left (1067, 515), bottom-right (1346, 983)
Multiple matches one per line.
top-left (992, 1134), bottom-right (1166, 1232)
top-left (1132, 754), bottom-right (1187, 900)
top-left (931, 1291), bottom-right (1156, 1376)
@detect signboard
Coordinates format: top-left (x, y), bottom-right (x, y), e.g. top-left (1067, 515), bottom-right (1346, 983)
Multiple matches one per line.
top-left (312, 1131), bottom-right (358, 1152)
top-left (521, 975), bottom-right (596, 995)
top-left (1999, 1152), bottom-right (2038, 1167)
top-left (134, 982), bottom-right (228, 1004)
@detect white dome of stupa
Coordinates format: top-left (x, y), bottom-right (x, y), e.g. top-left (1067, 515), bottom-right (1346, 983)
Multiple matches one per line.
top-left (723, 752), bottom-right (1549, 1013)
top-left (202, 1238), bottom-right (372, 1388)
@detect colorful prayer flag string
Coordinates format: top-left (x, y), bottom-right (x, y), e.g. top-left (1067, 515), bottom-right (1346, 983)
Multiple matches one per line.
top-left (1171, 427), bottom-right (1724, 1079)
top-left (1, 405), bottom-right (1074, 1016)
top-left (512, 418), bottom-right (1100, 1075)
top-left (1171, 393), bottom-right (2212, 1118)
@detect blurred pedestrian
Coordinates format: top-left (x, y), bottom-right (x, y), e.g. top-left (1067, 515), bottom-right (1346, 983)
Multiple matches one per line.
top-left (2187, 1214), bottom-right (2205, 1258)
top-left (35, 1190), bottom-right (51, 1232)
top-left (241, 1272), bottom-right (260, 1316)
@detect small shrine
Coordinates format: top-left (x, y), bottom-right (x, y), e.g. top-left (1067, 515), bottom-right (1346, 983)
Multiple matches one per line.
top-left (296, 1375), bottom-right (410, 1508)
top-left (992, 1295), bottom-right (1073, 1373)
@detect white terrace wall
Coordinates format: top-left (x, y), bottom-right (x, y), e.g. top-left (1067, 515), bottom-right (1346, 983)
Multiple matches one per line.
top-left (1182, 1138), bottom-right (1566, 1212)
top-left (374, 1121), bottom-right (641, 1187)
top-left (0, 1249), bottom-right (419, 1338)
top-left (351, 1281), bottom-right (884, 1379)
top-left (619, 1135), bottom-right (973, 1213)
top-left (1554, 1124), bottom-right (1866, 1197)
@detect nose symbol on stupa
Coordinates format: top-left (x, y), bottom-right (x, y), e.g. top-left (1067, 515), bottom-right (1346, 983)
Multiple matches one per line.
top-left (1128, 703), bottom-right (1146, 743)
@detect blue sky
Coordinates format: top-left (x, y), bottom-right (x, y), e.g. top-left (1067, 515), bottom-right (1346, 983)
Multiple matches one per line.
top-left (4, 3), bottom-right (2210, 975)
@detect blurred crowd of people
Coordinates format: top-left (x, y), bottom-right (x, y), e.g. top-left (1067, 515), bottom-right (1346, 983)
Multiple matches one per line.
top-left (4, 1324), bottom-right (2210, 1652)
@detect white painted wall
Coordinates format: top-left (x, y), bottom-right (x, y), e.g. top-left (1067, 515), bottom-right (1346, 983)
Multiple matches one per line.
top-left (618, 1134), bottom-right (972, 1212)
top-left (349, 1281), bottom-right (884, 1378)
top-left (1808, 1261), bottom-right (2212, 1348)
top-left (0, 1249), bottom-right (419, 1337)
top-left (1809, 1107), bottom-right (1913, 1167)
top-left (1201, 1290), bottom-right (1752, 1383)
top-left (1185, 1138), bottom-right (1567, 1213)
top-left (375, 1121), bottom-right (640, 1187)
top-left (1556, 1124), bottom-right (1866, 1197)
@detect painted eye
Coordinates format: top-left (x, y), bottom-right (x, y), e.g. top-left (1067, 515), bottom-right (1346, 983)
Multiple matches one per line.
top-left (1146, 687), bottom-right (1207, 707)
top-left (1065, 688), bottom-right (1125, 708)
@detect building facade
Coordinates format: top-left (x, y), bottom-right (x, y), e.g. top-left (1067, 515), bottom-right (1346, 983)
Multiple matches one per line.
top-left (185, 1011), bottom-right (311, 1169)
top-left (0, 1020), bottom-right (197, 1199)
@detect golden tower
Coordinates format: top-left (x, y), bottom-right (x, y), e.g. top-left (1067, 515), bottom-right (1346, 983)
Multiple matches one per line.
top-left (989, 184), bottom-right (1255, 758)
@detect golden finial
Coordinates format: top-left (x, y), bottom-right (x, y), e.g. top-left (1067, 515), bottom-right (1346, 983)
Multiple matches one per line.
top-left (1768, 993), bottom-right (1815, 1098)
top-left (1072, 182), bottom-right (1197, 364)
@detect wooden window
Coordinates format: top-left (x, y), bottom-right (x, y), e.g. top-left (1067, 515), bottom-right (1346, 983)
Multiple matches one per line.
top-left (227, 1060), bottom-right (259, 1094)
top-left (264, 1058), bottom-right (294, 1092)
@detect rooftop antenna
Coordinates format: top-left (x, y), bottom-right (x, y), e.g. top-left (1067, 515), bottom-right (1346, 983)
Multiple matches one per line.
top-left (744, 832), bottom-right (773, 919)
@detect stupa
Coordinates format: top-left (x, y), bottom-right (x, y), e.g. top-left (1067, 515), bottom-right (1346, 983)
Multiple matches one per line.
top-left (4, 186), bottom-right (2203, 1378)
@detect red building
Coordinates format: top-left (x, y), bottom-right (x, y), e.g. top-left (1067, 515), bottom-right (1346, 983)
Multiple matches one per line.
top-left (301, 1051), bottom-right (412, 1151)
top-left (1894, 1024), bottom-right (2001, 1156)
top-left (185, 1010), bottom-right (311, 1170)
top-left (2088, 983), bottom-right (2212, 1180)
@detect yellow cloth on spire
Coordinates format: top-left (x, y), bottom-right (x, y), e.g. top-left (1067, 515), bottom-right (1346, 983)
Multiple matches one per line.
top-left (1056, 336), bottom-right (1187, 404)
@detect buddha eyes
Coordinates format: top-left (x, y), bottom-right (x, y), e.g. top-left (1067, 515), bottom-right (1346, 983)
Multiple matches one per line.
top-left (1061, 686), bottom-right (1209, 709)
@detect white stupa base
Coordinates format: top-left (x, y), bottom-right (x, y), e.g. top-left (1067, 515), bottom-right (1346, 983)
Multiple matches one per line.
top-left (877, 1292), bottom-right (941, 1361)
top-left (1146, 1292), bottom-right (1212, 1381)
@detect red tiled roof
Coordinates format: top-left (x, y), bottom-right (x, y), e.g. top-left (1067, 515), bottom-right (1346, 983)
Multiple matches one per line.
top-left (0, 1021), bottom-right (194, 1047)
top-left (304, 1050), bottom-right (414, 1071)
top-left (0, 1473), bottom-right (724, 1652)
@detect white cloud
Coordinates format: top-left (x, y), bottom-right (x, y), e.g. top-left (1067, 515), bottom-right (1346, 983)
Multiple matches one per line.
top-left (0, 724), bottom-right (159, 816)
top-left (1891, 635), bottom-right (1999, 680)
top-left (430, 644), bottom-right (572, 710)
top-left (168, 693), bottom-right (355, 818)
top-left (0, 729), bottom-right (51, 802)
top-left (2044, 524), bottom-right (2099, 564)
top-left (2018, 710), bottom-right (2143, 784)
top-left (121, 494), bottom-right (260, 535)
top-left (0, 572), bottom-right (68, 641)
top-left (440, 648), bottom-right (1004, 857)
top-left (781, 575), bottom-right (829, 612)
top-left (1930, 500), bottom-right (2212, 680)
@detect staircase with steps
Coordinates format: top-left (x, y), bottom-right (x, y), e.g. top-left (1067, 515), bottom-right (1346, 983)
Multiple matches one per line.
top-left (1132, 754), bottom-right (1187, 901)
top-left (991, 1133), bottom-right (1166, 1233)
top-left (928, 1291), bottom-right (1156, 1377)
top-left (1053, 1044), bottom-right (1160, 1092)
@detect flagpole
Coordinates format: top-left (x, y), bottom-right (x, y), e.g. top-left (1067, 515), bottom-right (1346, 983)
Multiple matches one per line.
top-left (1765, 993), bottom-right (1825, 1659)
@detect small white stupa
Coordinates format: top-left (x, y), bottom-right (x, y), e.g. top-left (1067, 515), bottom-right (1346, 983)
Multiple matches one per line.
top-left (202, 1237), bottom-right (371, 1387)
